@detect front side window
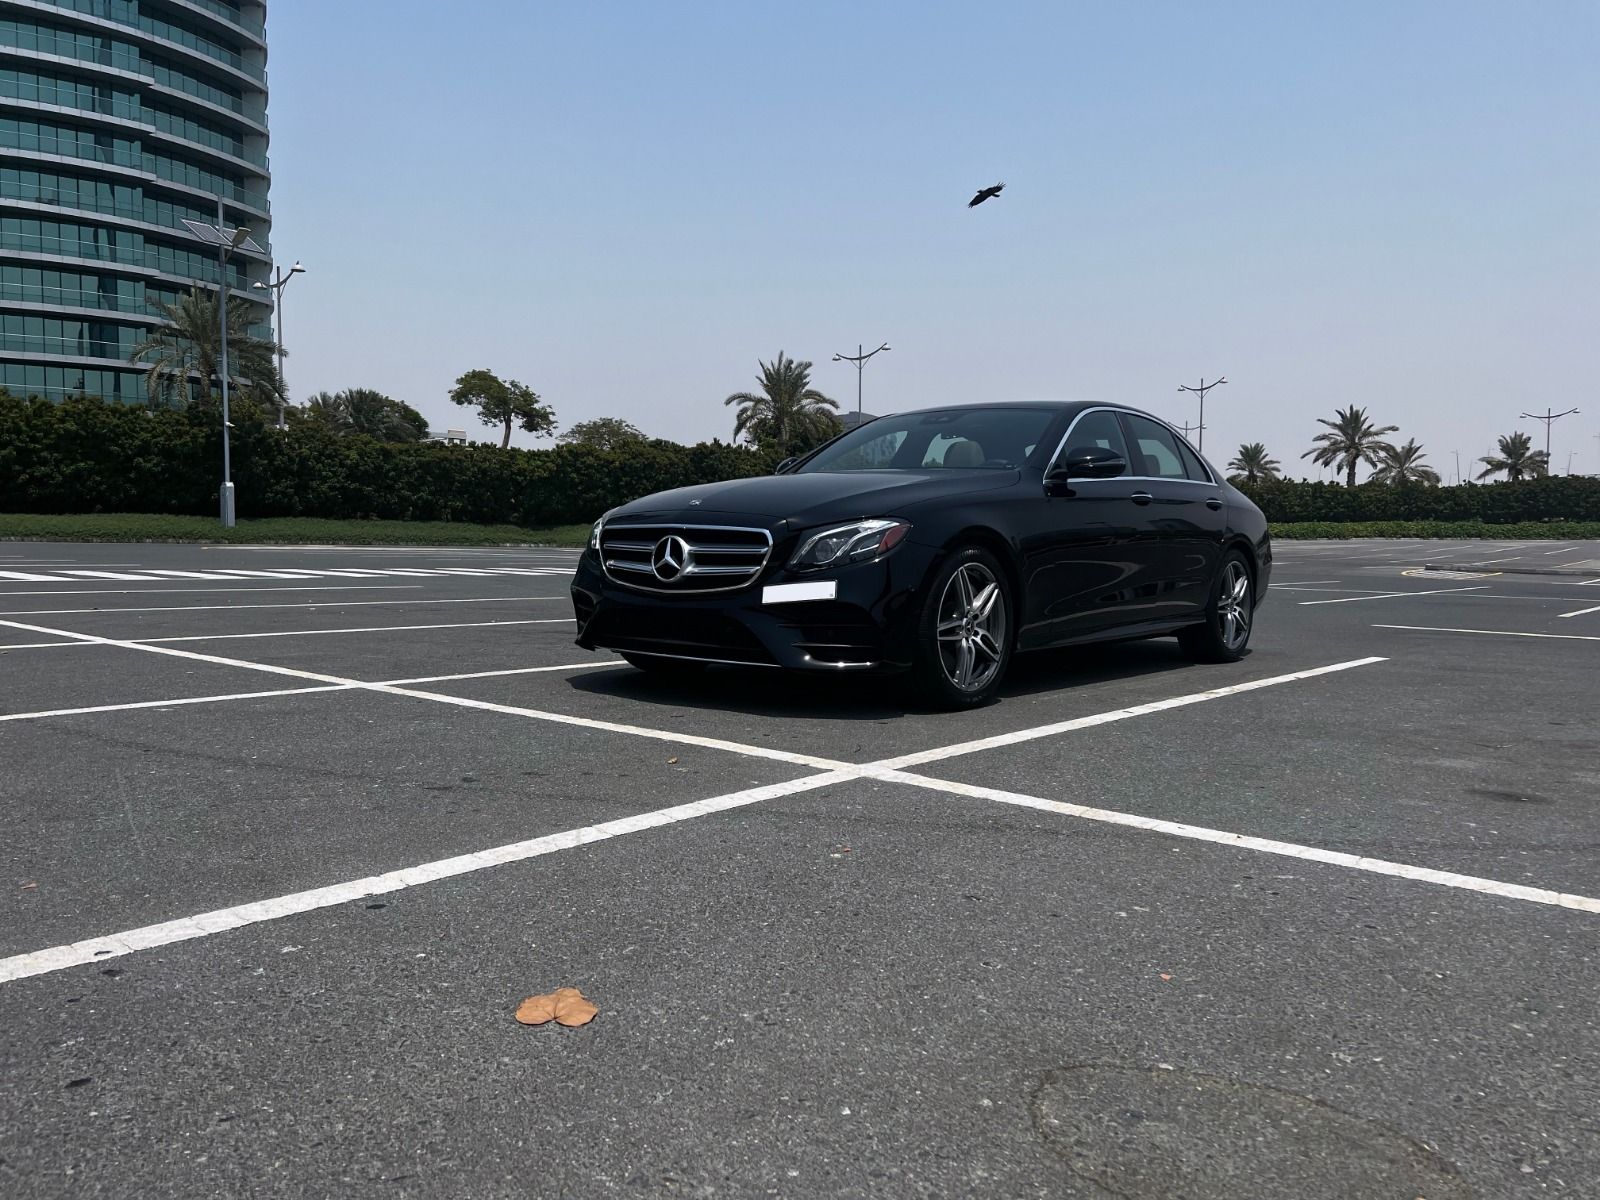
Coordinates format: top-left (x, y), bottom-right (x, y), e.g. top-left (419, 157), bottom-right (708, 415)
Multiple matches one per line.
top-left (798, 407), bottom-right (1055, 473)
top-left (1121, 413), bottom-right (1189, 480)
top-left (1052, 409), bottom-right (1130, 476)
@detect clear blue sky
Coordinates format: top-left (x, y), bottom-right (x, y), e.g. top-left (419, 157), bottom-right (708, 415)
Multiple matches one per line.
top-left (266, 1), bottom-right (1599, 478)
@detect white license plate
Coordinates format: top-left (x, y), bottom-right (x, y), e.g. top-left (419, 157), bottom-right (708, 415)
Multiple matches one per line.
top-left (761, 581), bottom-right (837, 605)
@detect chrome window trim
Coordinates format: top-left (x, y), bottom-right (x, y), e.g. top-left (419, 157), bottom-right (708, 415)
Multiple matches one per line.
top-left (1044, 405), bottom-right (1218, 487)
top-left (599, 522), bottom-right (775, 595)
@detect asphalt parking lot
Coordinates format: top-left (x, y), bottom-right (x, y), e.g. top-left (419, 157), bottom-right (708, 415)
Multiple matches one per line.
top-left (2, 537), bottom-right (1598, 1199)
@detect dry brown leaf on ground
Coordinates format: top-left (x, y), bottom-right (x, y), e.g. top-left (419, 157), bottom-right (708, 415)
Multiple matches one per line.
top-left (666, 757), bottom-right (679, 765)
top-left (515, 987), bottom-right (599, 1027)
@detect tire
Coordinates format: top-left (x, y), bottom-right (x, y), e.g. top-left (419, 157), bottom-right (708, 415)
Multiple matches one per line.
top-left (1178, 550), bottom-right (1255, 663)
top-left (906, 546), bottom-right (1015, 709)
top-left (621, 652), bottom-right (709, 676)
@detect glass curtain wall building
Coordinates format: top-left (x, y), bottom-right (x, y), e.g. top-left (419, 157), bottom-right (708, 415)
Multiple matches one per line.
top-left (0, 0), bottom-right (270, 404)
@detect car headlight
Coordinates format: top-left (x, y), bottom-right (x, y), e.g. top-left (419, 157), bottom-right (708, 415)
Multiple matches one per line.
top-left (588, 518), bottom-right (603, 551)
top-left (788, 519), bottom-right (911, 571)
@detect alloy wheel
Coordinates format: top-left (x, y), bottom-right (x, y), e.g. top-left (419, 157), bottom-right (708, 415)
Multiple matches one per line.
top-left (1219, 559), bottom-right (1252, 651)
top-left (935, 562), bottom-right (1007, 692)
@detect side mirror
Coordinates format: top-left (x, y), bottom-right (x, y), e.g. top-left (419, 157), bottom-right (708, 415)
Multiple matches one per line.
top-left (774, 457), bottom-right (798, 475)
top-left (1046, 447), bottom-right (1127, 494)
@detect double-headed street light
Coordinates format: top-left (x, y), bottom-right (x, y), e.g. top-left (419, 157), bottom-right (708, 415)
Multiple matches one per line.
top-left (1519, 406), bottom-right (1580, 462)
top-left (253, 261), bottom-right (305, 431)
top-left (182, 203), bottom-right (263, 528)
top-left (832, 342), bottom-right (891, 420)
top-left (1177, 376), bottom-right (1227, 452)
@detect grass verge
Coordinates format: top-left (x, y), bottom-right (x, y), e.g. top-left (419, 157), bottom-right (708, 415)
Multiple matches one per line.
top-left (1270, 520), bottom-right (1600, 539)
top-left (0, 513), bottom-right (591, 547)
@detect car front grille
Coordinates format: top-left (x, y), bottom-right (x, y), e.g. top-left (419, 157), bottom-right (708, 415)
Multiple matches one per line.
top-left (599, 523), bottom-right (774, 594)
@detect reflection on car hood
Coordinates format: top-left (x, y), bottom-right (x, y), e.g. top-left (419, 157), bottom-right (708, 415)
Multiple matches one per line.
top-left (610, 470), bottom-right (1020, 528)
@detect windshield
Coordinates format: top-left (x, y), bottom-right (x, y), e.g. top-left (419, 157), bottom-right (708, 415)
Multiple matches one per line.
top-left (797, 407), bottom-right (1056, 473)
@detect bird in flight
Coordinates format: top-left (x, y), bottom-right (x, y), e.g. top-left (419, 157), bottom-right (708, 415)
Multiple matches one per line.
top-left (968, 182), bottom-right (1005, 208)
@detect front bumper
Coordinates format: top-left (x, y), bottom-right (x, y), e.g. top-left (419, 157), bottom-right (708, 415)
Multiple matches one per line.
top-left (570, 542), bottom-right (937, 672)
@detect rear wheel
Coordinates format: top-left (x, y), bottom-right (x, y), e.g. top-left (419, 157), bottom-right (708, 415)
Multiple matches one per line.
top-left (621, 652), bottom-right (709, 676)
top-left (907, 546), bottom-right (1014, 709)
top-left (1178, 551), bottom-right (1255, 663)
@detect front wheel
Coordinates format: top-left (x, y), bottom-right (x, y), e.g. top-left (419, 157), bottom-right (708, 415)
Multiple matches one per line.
top-left (1178, 551), bottom-right (1255, 663)
top-left (907, 547), bottom-right (1014, 709)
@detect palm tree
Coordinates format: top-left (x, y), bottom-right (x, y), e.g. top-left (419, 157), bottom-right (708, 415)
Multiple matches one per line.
top-left (1476, 431), bottom-right (1550, 481)
top-left (129, 286), bottom-right (282, 410)
top-left (1300, 405), bottom-right (1399, 487)
top-left (1226, 443), bottom-right (1281, 485)
top-left (724, 351), bottom-right (841, 459)
top-left (305, 389), bottom-right (428, 442)
top-left (1370, 438), bottom-right (1441, 485)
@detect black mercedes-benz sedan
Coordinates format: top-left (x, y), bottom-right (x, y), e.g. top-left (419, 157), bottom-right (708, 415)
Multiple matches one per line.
top-left (570, 402), bottom-right (1271, 708)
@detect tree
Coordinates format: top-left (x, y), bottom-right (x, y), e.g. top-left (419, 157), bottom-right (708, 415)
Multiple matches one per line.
top-left (129, 285), bottom-right (282, 410)
top-left (724, 351), bottom-right (842, 459)
top-left (1226, 442), bottom-right (1281, 485)
top-left (1370, 438), bottom-right (1441, 486)
top-left (1477, 431), bottom-right (1550, 482)
top-left (1300, 405), bottom-right (1399, 487)
top-left (449, 369), bottom-right (555, 449)
top-left (560, 417), bottom-right (647, 450)
top-left (304, 388), bottom-right (429, 442)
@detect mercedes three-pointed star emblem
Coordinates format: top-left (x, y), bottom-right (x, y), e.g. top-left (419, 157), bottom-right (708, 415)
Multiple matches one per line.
top-left (651, 535), bottom-right (691, 581)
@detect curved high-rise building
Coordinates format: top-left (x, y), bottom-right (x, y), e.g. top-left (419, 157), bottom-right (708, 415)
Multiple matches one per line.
top-left (0, 0), bottom-right (271, 405)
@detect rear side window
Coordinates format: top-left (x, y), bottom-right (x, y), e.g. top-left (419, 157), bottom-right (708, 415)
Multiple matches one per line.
top-left (1120, 413), bottom-right (1188, 480)
top-left (1175, 438), bottom-right (1214, 483)
top-left (1054, 410), bottom-right (1130, 475)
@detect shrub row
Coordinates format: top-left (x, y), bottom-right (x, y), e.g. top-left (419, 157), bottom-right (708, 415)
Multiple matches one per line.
top-left (1238, 478), bottom-right (1600, 523)
top-left (5, 393), bottom-right (1599, 529)
top-left (1269, 519), bottom-right (1600, 540)
top-left (0, 393), bottom-right (774, 526)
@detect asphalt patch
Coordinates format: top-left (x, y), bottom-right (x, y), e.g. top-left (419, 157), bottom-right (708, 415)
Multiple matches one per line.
top-left (1034, 1063), bottom-right (1473, 1199)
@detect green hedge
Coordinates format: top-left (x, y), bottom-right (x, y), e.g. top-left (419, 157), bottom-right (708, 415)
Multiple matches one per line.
top-left (1239, 478), bottom-right (1600, 524)
top-left (0, 393), bottom-right (774, 526)
top-left (1270, 520), bottom-right (1600, 540)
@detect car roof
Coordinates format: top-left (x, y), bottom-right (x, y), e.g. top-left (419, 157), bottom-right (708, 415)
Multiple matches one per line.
top-left (886, 401), bottom-right (1151, 419)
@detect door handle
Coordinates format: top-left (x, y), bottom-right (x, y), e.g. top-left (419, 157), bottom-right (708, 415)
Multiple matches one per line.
top-left (1205, 497), bottom-right (1224, 510)
top-left (1130, 492), bottom-right (1153, 506)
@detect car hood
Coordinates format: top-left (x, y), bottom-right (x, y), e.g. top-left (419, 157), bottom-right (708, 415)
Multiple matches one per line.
top-left (609, 470), bottom-right (1020, 530)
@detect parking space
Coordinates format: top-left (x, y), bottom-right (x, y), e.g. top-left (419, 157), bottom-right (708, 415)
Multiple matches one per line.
top-left (3, 539), bottom-right (1598, 1197)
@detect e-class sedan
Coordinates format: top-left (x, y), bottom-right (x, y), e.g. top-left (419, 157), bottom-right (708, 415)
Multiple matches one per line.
top-left (570, 403), bottom-right (1270, 708)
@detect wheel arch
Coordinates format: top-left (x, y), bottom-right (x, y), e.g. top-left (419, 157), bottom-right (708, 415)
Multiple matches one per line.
top-left (935, 525), bottom-right (1028, 635)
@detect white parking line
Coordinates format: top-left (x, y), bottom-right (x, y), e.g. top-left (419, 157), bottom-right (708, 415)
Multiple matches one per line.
top-left (1298, 587), bottom-right (1488, 606)
top-left (1559, 604), bottom-right (1600, 619)
top-left (0, 585), bottom-right (421, 598)
top-left (876, 659), bottom-right (1386, 770)
top-left (0, 617), bottom-right (848, 770)
top-left (877, 772), bottom-right (1600, 915)
top-left (0, 618), bottom-right (571, 649)
top-left (0, 595), bottom-right (563, 617)
top-left (0, 770), bottom-right (859, 984)
top-left (10, 644), bottom-right (1598, 985)
top-left (1374, 624), bottom-right (1600, 643)
top-left (0, 661), bottom-right (622, 725)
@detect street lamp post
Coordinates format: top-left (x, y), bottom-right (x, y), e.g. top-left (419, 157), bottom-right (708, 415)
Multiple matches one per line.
top-left (182, 203), bottom-right (263, 528)
top-left (253, 261), bottom-right (305, 431)
top-left (1177, 376), bottom-right (1227, 452)
top-left (832, 342), bottom-right (891, 421)
top-left (1519, 406), bottom-right (1580, 464)
top-left (1179, 420), bottom-right (1204, 443)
